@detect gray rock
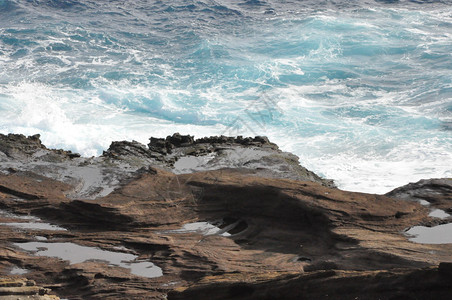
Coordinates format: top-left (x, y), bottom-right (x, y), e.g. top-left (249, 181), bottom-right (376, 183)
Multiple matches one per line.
top-left (0, 133), bottom-right (335, 200)
top-left (386, 178), bottom-right (452, 205)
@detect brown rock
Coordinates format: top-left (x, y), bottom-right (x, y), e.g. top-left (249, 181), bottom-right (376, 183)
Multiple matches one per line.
top-left (0, 135), bottom-right (450, 299)
top-left (0, 277), bottom-right (59, 299)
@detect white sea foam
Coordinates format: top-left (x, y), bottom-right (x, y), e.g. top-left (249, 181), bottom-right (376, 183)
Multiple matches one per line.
top-left (0, 3), bottom-right (451, 194)
top-left (2, 78), bottom-right (450, 194)
top-left (0, 81), bottom-right (224, 156)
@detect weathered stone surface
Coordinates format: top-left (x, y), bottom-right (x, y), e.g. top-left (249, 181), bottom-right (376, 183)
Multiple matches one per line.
top-left (0, 133), bottom-right (335, 193)
top-left (0, 134), bottom-right (45, 159)
top-left (103, 140), bottom-right (155, 159)
top-left (0, 134), bottom-right (79, 161)
top-left (0, 134), bottom-right (451, 299)
top-left (168, 267), bottom-right (452, 300)
top-left (0, 277), bottom-right (59, 299)
top-left (386, 178), bottom-right (452, 213)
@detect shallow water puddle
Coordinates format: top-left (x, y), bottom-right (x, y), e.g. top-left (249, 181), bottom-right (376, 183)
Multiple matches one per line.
top-left (9, 267), bottom-right (28, 275)
top-left (0, 209), bottom-right (66, 231)
top-left (172, 153), bottom-right (216, 174)
top-left (428, 209), bottom-right (450, 219)
top-left (418, 200), bottom-right (430, 206)
top-left (411, 200), bottom-right (450, 219)
top-left (405, 223), bottom-right (452, 244)
top-left (0, 222), bottom-right (67, 231)
top-left (14, 242), bottom-right (163, 278)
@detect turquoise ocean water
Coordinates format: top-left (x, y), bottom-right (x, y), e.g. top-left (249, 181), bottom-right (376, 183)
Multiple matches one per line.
top-left (0, 0), bottom-right (451, 193)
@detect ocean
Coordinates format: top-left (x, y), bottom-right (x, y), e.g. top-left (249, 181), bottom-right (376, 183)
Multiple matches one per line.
top-left (0, 0), bottom-right (451, 193)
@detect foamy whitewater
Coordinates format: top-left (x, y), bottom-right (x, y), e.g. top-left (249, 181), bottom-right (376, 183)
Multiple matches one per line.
top-left (1, 0), bottom-right (451, 193)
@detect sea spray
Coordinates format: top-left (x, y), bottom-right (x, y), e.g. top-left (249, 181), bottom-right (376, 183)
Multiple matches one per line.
top-left (1, 0), bottom-right (451, 193)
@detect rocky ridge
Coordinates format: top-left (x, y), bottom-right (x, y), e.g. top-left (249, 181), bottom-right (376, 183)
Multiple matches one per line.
top-left (386, 178), bottom-right (452, 214)
top-left (0, 133), bottom-right (451, 299)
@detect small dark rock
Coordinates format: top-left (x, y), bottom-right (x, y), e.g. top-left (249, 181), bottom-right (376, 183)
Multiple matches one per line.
top-left (25, 280), bottom-right (36, 286)
top-left (297, 257), bottom-right (312, 262)
top-left (254, 136), bottom-right (270, 144)
top-left (105, 140), bottom-right (153, 158)
top-left (67, 151), bottom-right (81, 159)
top-left (7, 167), bottom-right (18, 173)
top-left (148, 137), bottom-right (169, 154)
top-left (304, 261), bottom-right (338, 272)
top-left (395, 211), bottom-right (408, 218)
top-left (29, 134), bottom-right (41, 141)
top-left (166, 133), bottom-right (194, 147)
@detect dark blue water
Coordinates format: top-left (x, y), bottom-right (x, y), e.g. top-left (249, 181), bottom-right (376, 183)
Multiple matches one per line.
top-left (1, 0), bottom-right (451, 193)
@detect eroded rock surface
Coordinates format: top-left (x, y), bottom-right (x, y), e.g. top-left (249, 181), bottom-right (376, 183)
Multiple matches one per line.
top-left (0, 133), bottom-right (333, 201)
top-left (105, 133), bottom-right (335, 187)
top-left (387, 178), bottom-right (452, 213)
top-left (0, 134), bottom-right (451, 299)
top-left (0, 277), bottom-right (59, 299)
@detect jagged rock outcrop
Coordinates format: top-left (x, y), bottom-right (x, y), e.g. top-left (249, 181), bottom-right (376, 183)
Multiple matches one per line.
top-left (0, 134), bottom-right (451, 299)
top-left (106, 133), bottom-right (335, 187)
top-left (0, 133), bottom-right (334, 201)
top-left (0, 134), bottom-right (44, 158)
top-left (0, 133), bottom-right (80, 161)
top-left (146, 134), bottom-right (277, 156)
top-left (386, 178), bottom-right (452, 213)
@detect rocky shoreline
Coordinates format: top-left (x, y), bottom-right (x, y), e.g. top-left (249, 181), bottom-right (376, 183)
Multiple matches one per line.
top-left (0, 133), bottom-right (451, 299)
